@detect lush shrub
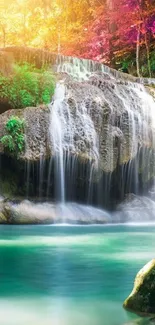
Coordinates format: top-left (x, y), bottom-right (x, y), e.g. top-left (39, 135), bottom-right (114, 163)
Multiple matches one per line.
top-left (0, 63), bottom-right (55, 109)
top-left (1, 116), bottom-right (25, 156)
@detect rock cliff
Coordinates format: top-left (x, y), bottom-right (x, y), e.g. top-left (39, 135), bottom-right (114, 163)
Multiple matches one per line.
top-left (0, 64), bottom-right (155, 174)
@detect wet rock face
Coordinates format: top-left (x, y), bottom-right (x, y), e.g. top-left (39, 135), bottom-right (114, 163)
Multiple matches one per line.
top-left (0, 106), bottom-right (51, 161)
top-left (52, 73), bottom-right (155, 173)
top-left (123, 259), bottom-right (155, 316)
top-left (23, 106), bottom-right (51, 161)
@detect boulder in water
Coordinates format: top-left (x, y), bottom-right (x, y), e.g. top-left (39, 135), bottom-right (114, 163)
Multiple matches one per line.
top-left (115, 194), bottom-right (155, 223)
top-left (123, 259), bottom-right (155, 316)
top-left (0, 199), bottom-right (10, 223)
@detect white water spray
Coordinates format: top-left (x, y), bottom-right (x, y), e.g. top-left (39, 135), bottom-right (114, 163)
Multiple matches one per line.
top-left (49, 82), bottom-right (66, 202)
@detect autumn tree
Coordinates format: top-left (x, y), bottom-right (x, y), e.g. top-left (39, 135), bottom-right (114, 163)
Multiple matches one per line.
top-left (0, 0), bottom-right (154, 76)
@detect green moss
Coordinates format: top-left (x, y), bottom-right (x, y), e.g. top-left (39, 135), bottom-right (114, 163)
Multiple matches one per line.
top-left (123, 260), bottom-right (155, 316)
top-left (0, 212), bottom-right (7, 223)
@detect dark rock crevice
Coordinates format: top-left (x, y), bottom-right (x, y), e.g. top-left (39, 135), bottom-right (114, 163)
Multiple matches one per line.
top-left (0, 148), bottom-right (154, 210)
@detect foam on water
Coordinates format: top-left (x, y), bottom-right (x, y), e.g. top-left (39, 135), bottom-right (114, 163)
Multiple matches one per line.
top-left (10, 200), bottom-right (111, 224)
top-left (8, 186), bottom-right (155, 224)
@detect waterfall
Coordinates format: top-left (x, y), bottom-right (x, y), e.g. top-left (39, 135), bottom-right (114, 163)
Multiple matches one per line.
top-left (1, 52), bottom-right (155, 213)
top-left (49, 82), bottom-right (66, 202)
top-left (49, 57), bottom-right (103, 204)
top-left (55, 54), bottom-right (155, 85)
top-left (48, 54), bottom-right (155, 207)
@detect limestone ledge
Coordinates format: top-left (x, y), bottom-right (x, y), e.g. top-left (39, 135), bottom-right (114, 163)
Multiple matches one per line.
top-left (0, 71), bottom-right (155, 174)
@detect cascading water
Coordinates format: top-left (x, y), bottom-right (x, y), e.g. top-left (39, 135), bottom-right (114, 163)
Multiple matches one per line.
top-left (49, 64), bottom-right (100, 207)
top-left (48, 54), bottom-right (155, 212)
top-left (49, 82), bottom-right (66, 202)
top-left (1, 52), bottom-right (155, 223)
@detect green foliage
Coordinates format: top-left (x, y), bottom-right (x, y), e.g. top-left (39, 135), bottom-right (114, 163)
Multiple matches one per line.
top-left (117, 57), bottom-right (135, 73)
top-left (0, 63), bottom-right (55, 109)
top-left (1, 135), bottom-right (15, 152)
top-left (138, 50), bottom-right (155, 77)
top-left (1, 116), bottom-right (25, 156)
top-left (150, 51), bottom-right (155, 74)
top-left (117, 49), bottom-right (155, 78)
top-left (120, 61), bottom-right (129, 72)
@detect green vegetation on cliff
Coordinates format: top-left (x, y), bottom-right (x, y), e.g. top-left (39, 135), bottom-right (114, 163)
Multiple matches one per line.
top-left (1, 116), bottom-right (25, 156)
top-left (0, 63), bottom-right (55, 109)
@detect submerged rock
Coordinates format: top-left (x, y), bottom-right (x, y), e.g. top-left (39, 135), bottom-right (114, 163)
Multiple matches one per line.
top-left (123, 259), bottom-right (155, 316)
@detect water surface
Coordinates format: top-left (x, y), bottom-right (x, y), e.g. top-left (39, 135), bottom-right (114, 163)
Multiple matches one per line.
top-left (0, 224), bottom-right (154, 325)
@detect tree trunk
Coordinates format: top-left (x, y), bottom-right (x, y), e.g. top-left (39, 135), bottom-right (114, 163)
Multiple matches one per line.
top-left (136, 26), bottom-right (141, 78)
top-left (144, 32), bottom-right (151, 77)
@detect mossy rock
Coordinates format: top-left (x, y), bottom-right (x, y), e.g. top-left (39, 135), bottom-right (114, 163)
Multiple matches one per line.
top-left (123, 259), bottom-right (155, 316)
top-left (0, 212), bottom-right (7, 223)
top-left (0, 200), bottom-right (10, 223)
top-left (123, 318), bottom-right (155, 325)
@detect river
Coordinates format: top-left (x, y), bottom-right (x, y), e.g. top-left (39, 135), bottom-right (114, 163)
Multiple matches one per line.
top-left (0, 224), bottom-right (154, 325)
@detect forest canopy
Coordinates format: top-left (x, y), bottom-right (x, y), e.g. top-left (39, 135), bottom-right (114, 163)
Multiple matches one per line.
top-left (0, 0), bottom-right (155, 76)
